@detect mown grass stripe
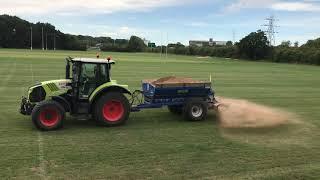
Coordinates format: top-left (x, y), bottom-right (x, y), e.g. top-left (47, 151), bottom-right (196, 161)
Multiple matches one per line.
top-left (30, 62), bottom-right (48, 180)
top-left (0, 62), bottom-right (16, 93)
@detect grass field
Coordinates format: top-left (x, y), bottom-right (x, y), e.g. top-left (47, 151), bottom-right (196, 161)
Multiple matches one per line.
top-left (0, 49), bottom-right (320, 179)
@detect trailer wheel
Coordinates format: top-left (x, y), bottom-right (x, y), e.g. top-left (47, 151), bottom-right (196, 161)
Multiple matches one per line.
top-left (183, 100), bottom-right (207, 121)
top-left (168, 105), bottom-right (183, 114)
top-left (32, 100), bottom-right (65, 131)
top-left (94, 92), bottom-right (130, 126)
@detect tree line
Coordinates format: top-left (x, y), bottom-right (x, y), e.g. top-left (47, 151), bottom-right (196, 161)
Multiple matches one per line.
top-left (0, 15), bottom-right (146, 52)
top-left (1, 15), bottom-right (319, 65)
top-left (151, 30), bottom-right (320, 66)
top-left (0, 15), bottom-right (85, 50)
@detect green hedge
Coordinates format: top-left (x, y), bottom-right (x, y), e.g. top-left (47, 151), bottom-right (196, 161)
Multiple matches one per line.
top-left (146, 45), bottom-right (320, 66)
top-left (272, 47), bottom-right (320, 65)
top-left (147, 46), bottom-right (237, 58)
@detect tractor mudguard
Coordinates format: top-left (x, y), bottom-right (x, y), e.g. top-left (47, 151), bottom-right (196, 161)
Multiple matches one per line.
top-left (89, 81), bottom-right (131, 104)
top-left (51, 96), bottom-right (71, 112)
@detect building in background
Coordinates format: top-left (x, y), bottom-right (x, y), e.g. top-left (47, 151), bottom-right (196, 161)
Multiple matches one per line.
top-left (214, 41), bottom-right (227, 46)
top-left (189, 38), bottom-right (227, 47)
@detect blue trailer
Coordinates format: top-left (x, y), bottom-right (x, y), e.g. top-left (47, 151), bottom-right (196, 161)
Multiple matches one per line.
top-left (131, 79), bottom-right (219, 121)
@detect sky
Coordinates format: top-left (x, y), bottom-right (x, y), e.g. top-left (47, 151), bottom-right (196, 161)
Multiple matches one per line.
top-left (1, 0), bottom-right (320, 45)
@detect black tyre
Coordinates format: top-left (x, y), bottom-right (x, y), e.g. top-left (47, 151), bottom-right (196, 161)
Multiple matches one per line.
top-left (168, 105), bottom-right (183, 114)
top-left (94, 92), bottom-right (130, 126)
top-left (183, 99), bottom-right (208, 121)
top-left (32, 100), bottom-right (65, 131)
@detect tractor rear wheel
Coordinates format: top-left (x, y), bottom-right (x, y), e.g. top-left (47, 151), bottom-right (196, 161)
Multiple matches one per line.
top-left (183, 99), bottom-right (208, 121)
top-left (94, 92), bottom-right (130, 126)
top-left (32, 100), bottom-right (65, 131)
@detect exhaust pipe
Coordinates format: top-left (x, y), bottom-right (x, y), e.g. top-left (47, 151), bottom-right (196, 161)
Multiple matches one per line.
top-left (66, 59), bottom-right (70, 79)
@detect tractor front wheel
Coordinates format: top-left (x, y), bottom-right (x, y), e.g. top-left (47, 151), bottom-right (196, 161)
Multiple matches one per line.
top-left (32, 100), bottom-right (65, 131)
top-left (94, 92), bottom-right (130, 126)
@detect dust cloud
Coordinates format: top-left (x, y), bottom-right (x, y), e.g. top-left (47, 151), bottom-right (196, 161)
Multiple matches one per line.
top-left (217, 97), bottom-right (293, 128)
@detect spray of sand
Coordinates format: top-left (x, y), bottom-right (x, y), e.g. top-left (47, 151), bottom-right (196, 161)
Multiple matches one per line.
top-left (217, 97), bottom-right (293, 128)
top-left (216, 97), bottom-right (317, 147)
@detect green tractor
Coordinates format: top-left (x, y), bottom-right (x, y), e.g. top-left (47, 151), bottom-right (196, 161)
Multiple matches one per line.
top-left (20, 57), bottom-right (131, 131)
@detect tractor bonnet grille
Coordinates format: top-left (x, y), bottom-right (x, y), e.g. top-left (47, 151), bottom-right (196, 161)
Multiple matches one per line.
top-left (47, 83), bottom-right (59, 92)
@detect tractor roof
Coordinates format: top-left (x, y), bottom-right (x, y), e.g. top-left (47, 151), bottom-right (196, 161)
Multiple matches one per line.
top-left (71, 58), bottom-right (115, 64)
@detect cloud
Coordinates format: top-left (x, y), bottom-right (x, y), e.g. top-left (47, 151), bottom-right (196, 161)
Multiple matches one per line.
top-left (64, 24), bottom-right (161, 40)
top-left (281, 17), bottom-right (320, 27)
top-left (279, 32), bottom-right (320, 45)
top-left (187, 22), bottom-right (210, 27)
top-left (86, 25), bottom-right (137, 37)
top-left (224, 0), bottom-right (320, 13)
top-left (224, 0), bottom-right (277, 12)
top-left (271, 2), bottom-right (320, 12)
top-left (0, 0), bottom-right (198, 16)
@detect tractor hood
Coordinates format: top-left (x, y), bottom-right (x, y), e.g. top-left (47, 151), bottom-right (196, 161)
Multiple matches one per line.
top-left (41, 79), bottom-right (72, 90)
top-left (39, 79), bottom-right (72, 96)
top-left (27, 79), bottom-right (72, 101)
top-left (29, 79), bottom-right (72, 90)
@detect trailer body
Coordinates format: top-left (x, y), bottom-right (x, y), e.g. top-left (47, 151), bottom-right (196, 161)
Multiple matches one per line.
top-left (131, 81), bottom-right (217, 113)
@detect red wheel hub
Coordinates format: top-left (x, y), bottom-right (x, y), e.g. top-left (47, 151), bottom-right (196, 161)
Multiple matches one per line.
top-left (102, 100), bottom-right (124, 122)
top-left (39, 108), bottom-right (60, 127)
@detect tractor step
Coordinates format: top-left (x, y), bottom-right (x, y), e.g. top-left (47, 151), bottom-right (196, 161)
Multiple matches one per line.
top-left (72, 114), bottom-right (91, 121)
top-left (76, 102), bottom-right (90, 114)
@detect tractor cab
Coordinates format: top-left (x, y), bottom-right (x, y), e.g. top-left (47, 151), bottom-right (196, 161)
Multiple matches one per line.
top-left (66, 57), bottom-right (115, 99)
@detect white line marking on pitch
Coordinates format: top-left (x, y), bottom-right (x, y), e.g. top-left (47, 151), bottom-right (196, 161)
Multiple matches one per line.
top-left (0, 62), bottom-right (16, 92)
top-left (30, 64), bottom-right (48, 179)
top-left (37, 132), bottom-right (47, 180)
top-left (30, 64), bottom-right (34, 82)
